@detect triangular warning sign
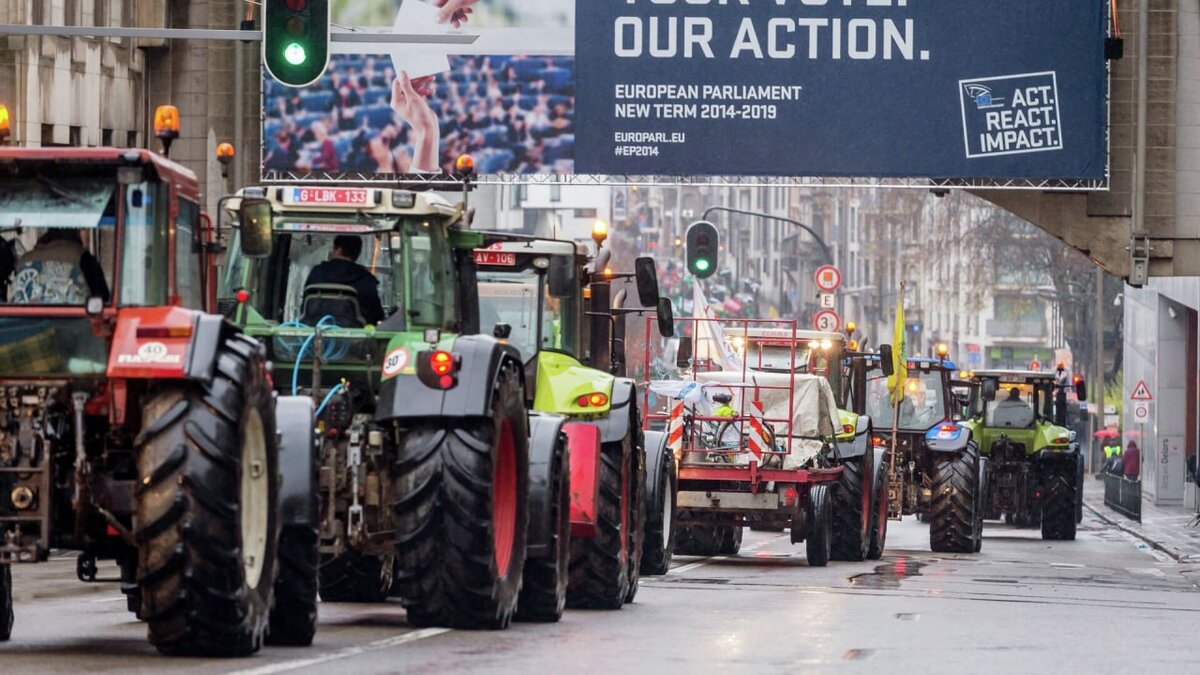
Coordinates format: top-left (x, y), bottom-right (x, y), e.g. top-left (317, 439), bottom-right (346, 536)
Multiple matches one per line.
top-left (1130, 380), bottom-right (1153, 401)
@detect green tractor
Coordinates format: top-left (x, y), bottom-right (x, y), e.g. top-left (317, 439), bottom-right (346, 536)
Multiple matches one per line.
top-left (218, 184), bottom-right (559, 628)
top-left (963, 370), bottom-right (1087, 540)
top-left (473, 232), bottom-right (678, 604)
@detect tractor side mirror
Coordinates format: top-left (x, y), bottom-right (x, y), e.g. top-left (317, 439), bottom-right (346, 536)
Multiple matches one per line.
top-left (878, 345), bottom-right (895, 377)
top-left (656, 297), bottom-right (675, 338)
top-left (676, 334), bottom-right (693, 368)
top-left (547, 255), bottom-right (574, 297)
top-left (1074, 378), bottom-right (1087, 402)
top-left (635, 257), bottom-right (660, 308)
top-left (982, 378), bottom-right (998, 402)
top-left (238, 198), bottom-right (274, 258)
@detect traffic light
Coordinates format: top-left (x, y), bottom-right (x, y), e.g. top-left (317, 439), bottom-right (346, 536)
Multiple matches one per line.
top-left (263, 0), bottom-right (330, 88)
top-left (686, 221), bottom-right (719, 279)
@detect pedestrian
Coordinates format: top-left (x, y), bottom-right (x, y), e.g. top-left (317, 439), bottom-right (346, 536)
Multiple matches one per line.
top-left (1103, 445), bottom-right (1123, 475)
top-left (1123, 440), bottom-right (1141, 481)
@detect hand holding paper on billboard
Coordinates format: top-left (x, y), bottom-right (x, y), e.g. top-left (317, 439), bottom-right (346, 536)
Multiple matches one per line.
top-left (389, 0), bottom-right (453, 79)
top-left (391, 71), bottom-right (440, 173)
top-left (435, 0), bottom-right (480, 28)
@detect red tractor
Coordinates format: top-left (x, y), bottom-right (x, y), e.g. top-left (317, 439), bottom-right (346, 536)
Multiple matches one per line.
top-left (0, 113), bottom-right (318, 655)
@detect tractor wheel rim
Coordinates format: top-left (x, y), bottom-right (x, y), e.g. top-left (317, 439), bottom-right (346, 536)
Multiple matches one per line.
top-left (661, 474), bottom-right (672, 551)
top-left (493, 419), bottom-right (518, 577)
top-left (240, 407), bottom-right (269, 590)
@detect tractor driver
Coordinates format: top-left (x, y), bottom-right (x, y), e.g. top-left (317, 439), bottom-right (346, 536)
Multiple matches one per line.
top-left (305, 235), bottom-right (385, 324)
top-left (7, 228), bottom-right (109, 305)
top-left (998, 387), bottom-right (1024, 408)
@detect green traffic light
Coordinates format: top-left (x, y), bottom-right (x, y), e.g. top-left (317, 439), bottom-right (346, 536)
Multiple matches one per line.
top-left (284, 42), bottom-right (307, 66)
top-left (694, 258), bottom-right (711, 272)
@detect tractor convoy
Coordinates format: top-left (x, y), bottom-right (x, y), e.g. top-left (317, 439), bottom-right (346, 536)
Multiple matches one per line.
top-left (0, 121), bottom-right (1093, 657)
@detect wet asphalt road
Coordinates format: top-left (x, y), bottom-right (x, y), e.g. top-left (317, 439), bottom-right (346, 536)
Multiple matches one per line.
top-left (4, 509), bottom-right (1199, 674)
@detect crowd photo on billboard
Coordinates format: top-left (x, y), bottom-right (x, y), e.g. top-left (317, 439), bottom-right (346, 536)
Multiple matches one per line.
top-left (262, 0), bottom-right (576, 178)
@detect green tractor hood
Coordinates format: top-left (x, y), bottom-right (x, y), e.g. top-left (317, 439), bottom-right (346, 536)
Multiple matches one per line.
top-left (533, 350), bottom-right (615, 417)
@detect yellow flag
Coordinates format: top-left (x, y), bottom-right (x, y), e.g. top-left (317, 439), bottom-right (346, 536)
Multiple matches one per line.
top-left (888, 294), bottom-right (907, 404)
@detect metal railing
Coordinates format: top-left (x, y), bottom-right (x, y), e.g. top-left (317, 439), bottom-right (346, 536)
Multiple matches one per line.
top-left (1104, 472), bottom-right (1142, 522)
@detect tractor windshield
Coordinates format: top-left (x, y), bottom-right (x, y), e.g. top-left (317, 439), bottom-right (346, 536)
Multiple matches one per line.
top-left (866, 370), bottom-right (947, 431)
top-left (222, 217), bottom-right (457, 330)
top-left (478, 266), bottom-right (580, 360)
top-left (0, 177), bottom-right (118, 306)
top-left (976, 379), bottom-right (1055, 428)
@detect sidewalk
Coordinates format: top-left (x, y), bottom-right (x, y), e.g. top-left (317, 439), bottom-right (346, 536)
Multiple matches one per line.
top-left (1082, 476), bottom-right (1200, 562)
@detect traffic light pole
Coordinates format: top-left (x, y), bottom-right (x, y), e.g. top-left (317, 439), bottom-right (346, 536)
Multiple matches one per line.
top-left (0, 24), bottom-right (478, 45)
top-left (700, 205), bottom-right (834, 268)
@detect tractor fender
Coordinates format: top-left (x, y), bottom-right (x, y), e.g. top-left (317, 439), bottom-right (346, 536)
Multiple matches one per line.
top-left (591, 378), bottom-right (637, 445)
top-left (276, 395), bottom-right (318, 527)
top-left (836, 414), bottom-right (873, 460)
top-left (565, 422), bottom-right (602, 538)
top-left (375, 335), bottom-right (524, 421)
top-left (643, 429), bottom-right (674, 515)
top-left (925, 422), bottom-right (972, 453)
top-left (525, 412), bottom-right (568, 559)
top-left (109, 308), bottom-right (235, 385)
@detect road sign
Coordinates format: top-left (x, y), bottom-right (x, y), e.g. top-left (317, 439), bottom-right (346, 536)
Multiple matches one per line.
top-left (1130, 380), bottom-right (1153, 401)
top-left (814, 266), bottom-right (842, 293)
top-left (813, 310), bottom-right (841, 333)
top-left (819, 293), bottom-right (836, 310)
top-left (1134, 404), bottom-right (1150, 422)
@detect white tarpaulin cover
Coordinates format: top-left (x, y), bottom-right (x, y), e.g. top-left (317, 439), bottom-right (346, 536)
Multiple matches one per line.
top-left (648, 372), bottom-right (839, 468)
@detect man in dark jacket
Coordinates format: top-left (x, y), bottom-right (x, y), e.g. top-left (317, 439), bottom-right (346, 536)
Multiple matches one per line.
top-left (304, 235), bottom-right (385, 324)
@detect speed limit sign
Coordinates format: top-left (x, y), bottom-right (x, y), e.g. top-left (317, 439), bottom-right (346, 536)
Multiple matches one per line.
top-left (813, 309), bottom-right (841, 332)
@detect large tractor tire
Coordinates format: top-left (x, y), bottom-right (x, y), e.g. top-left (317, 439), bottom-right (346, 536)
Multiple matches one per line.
top-left (318, 550), bottom-right (392, 603)
top-left (640, 442), bottom-right (676, 576)
top-left (568, 424), bottom-right (638, 610)
top-left (268, 526), bottom-right (319, 646)
top-left (135, 334), bottom-right (278, 656)
top-left (830, 454), bottom-right (871, 561)
top-left (805, 485), bottom-right (832, 567)
top-left (393, 363), bottom-right (529, 629)
top-left (625, 439), bottom-right (647, 605)
top-left (516, 434), bottom-right (570, 622)
top-left (1074, 453), bottom-right (1085, 524)
top-left (1041, 463), bottom-right (1078, 541)
top-left (866, 457), bottom-right (889, 560)
top-left (674, 524), bottom-right (724, 557)
top-left (718, 525), bottom-right (743, 556)
top-left (974, 457), bottom-right (990, 553)
top-left (1, 564), bottom-right (12, 641)
top-left (929, 442), bottom-right (980, 554)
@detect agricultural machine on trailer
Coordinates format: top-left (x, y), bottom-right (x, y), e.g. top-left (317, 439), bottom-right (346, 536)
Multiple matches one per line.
top-left (473, 232), bottom-right (678, 598)
top-left (645, 318), bottom-right (885, 566)
top-left (0, 134), bottom-right (317, 654)
top-left (965, 370), bottom-right (1087, 540)
top-left (846, 352), bottom-right (987, 553)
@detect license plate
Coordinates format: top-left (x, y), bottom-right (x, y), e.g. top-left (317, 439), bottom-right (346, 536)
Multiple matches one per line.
top-left (284, 188), bottom-right (374, 206)
top-left (474, 251), bottom-right (517, 266)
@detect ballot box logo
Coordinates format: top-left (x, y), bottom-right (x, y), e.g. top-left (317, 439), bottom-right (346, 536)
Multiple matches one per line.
top-left (959, 72), bottom-right (1064, 159)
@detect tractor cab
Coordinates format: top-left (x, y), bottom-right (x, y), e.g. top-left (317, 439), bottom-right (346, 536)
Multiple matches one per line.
top-left (855, 357), bottom-right (958, 433)
top-left (965, 370), bottom-right (1087, 456)
top-left (0, 149), bottom-right (212, 378)
top-left (218, 186), bottom-right (480, 395)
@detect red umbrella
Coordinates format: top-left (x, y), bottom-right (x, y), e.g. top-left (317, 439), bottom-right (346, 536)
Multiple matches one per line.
top-left (1093, 428), bottom-right (1120, 440)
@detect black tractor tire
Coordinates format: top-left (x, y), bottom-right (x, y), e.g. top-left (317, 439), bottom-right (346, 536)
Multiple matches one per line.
top-left (134, 333), bottom-right (278, 656)
top-left (119, 558), bottom-right (141, 619)
top-left (974, 457), bottom-right (990, 553)
top-left (1041, 465), bottom-right (1078, 541)
top-left (516, 434), bottom-right (570, 623)
top-left (805, 485), bottom-right (832, 567)
top-left (867, 459), bottom-right (889, 560)
top-left (1074, 453), bottom-right (1085, 524)
top-left (318, 550), bottom-right (392, 603)
top-left (674, 524), bottom-right (723, 557)
top-left (393, 362), bottom-right (529, 630)
top-left (640, 448), bottom-right (676, 576)
top-left (568, 425), bottom-right (636, 610)
top-left (929, 443), bottom-right (980, 554)
top-left (267, 526), bottom-right (319, 646)
top-left (830, 454), bottom-right (871, 561)
top-left (625, 435), bottom-right (647, 604)
top-left (718, 525), bottom-right (743, 556)
top-left (1, 564), bottom-right (12, 641)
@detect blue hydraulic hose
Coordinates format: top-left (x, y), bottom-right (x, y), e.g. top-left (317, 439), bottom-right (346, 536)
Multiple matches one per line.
top-left (291, 316), bottom-right (339, 395)
top-left (314, 383), bottom-right (345, 419)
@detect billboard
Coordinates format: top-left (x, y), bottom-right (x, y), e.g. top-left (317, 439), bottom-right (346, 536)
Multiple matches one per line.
top-left (262, 0), bottom-right (576, 178)
top-left (575, 0), bottom-right (1107, 180)
top-left (262, 0), bottom-right (1107, 183)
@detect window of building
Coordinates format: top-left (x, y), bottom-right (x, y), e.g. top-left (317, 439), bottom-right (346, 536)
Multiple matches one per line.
top-left (102, 129), bottom-right (114, 146)
top-left (64, 0), bottom-right (78, 26)
top-left (41, 124), bottom-right (55, 147)
top-left (69, 126), bottom-right (82, 146)
top-left (126, 131), bottom-right (138, 148)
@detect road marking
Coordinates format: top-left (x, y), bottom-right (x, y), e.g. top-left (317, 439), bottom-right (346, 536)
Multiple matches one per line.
top-left (1050, 562), bottom-right (1085, 569)
top-left (88, 595), bottom-right (127, 603)
top-left (230, 628), bottom-right (452, 675)
top-left (669, 533), bottom-right (787, 574)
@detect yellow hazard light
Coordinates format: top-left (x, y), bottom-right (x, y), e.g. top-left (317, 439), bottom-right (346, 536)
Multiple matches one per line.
top-left (936, 342), bottom-right (950, 358)
top-left (846, 321), bottom-right (857, 335)
top-left (593, 219), bottom-right (610, 245)
top-left (216, 142), bottom-right (236, 162)
top-left (154, 105), bottom-right (180, 140)
top-left (0, 104), bottom-right (9, 140)
top-left (848, 340), bottom-right (859, 351)
top-left (455, 154), bottom-right (475, 175)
